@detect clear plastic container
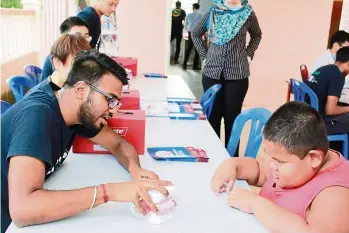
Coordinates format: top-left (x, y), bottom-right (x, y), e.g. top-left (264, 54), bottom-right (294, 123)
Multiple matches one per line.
top-left (130, 186), bottom-right (176, 224)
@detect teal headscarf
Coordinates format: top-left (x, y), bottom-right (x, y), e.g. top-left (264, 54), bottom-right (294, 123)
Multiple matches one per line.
top-left (207, 0), bottom-right (253, 45)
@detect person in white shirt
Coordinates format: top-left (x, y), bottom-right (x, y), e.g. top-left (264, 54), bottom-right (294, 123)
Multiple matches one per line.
top-left (310, 30), bottom-right (349, 105)
top-left (183, 3), bottom-right (203, 70)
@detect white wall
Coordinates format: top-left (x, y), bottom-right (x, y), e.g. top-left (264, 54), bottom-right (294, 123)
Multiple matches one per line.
top-left (199, 0), bottom-right (212, 14)
top-left (340, 0), bottom-right (349, 31)
top-left (39, 0), bottom-right (67, 65)
top-left (116, 0), bottom-right (172, 74)
top-left (244, 0), bottom-right (333, 110)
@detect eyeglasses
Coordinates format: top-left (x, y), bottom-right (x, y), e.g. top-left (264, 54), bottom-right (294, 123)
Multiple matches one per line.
top-left (86, 82), bottom-right (121, 109)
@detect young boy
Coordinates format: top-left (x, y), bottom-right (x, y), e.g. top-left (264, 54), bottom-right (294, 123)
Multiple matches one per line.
top-left (211, 101), bottom-right (349, 233)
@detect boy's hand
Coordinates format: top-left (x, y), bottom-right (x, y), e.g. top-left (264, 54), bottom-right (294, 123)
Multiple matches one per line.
top-left (211, 158), bottom-right (237, 194)
top-left (228, 188), bottom-right (259, 214)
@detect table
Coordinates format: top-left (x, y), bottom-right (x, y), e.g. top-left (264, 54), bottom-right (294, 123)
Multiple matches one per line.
top-left (6, 76), bottom-right (268, 233)
top-left (129, 75), bottom-right (196, 101)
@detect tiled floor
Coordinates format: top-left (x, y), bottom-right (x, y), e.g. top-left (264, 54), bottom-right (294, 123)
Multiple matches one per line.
top-left (168, 64), bottom-right (204, 101)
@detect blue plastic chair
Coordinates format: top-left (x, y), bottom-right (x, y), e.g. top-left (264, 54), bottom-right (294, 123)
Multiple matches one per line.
top-left (1, 100), bottom-right (12, 114)
top-left (24, 65), bottom-right (42, 84)
top-left (328, 134), bottom-right (348, 160)
top-left (291, 78), bottom-right (349, 159)
top-left (290, 79), bottom-right (319, 108)
top-left (7, 76), bottom-right (35, 102)
top-left (226, 108), bottom-right (272, 158)
top-left (200, 84), bottom-right (222, 119)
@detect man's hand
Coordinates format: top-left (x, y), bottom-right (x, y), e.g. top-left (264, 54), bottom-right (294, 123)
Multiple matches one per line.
top-left (129, 165), bottom-right (160, 181)
top-left (110, 179), bottom-right (172, 215)
top-left (228, 188), bottom-right (259, 214)
top-left (211, 158), bottom-right (237, 194)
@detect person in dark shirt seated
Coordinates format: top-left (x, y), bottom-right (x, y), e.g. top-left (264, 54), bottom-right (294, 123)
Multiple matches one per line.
top-left (1, 49), bottom-right (171, 233)
top-left (50, 33), bottom-right (92, 87)
top-left (306, 46), bottom-right (349, 152)
top-left (30, 34), bottom-right (91, 97)
top-left (41, 16), bottom-right (91, 81)
top-left (77, 0), bottom-right (119, 49)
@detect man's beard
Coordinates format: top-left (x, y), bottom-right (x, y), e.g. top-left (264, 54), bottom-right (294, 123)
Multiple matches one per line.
top-left (78, 95), bottom-right (104, 132)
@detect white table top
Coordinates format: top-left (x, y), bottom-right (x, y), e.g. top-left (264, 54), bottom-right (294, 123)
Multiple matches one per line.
top-left (129, 75), bottom-right (196, 101)
top-left (6, 76), bottom-right (268, 233)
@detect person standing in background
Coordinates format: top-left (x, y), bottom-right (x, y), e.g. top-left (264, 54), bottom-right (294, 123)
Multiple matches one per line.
top-left (171, 1), bottom-right (186, 64)
top-left (77, 0), bottom-right (119, 49)
top-left (183, 3), bottom-right (202, 70)
top-left (192, 0), bottom-right (262, 157)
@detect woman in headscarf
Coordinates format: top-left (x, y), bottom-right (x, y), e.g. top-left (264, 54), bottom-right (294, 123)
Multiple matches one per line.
top-left (192, 0), bottom-right (262, 156)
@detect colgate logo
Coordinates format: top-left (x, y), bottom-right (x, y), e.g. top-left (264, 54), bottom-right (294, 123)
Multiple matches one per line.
top-left (114, 127), bottom-right (128, 136)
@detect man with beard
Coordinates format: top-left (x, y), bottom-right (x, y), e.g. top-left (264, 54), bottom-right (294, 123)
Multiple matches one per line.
top-left (1, 50), bottom-right (171, 232)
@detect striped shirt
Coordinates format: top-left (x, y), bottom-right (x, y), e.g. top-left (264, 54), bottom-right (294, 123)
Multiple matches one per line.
top-left (192, 11), bottom-right (262, 80)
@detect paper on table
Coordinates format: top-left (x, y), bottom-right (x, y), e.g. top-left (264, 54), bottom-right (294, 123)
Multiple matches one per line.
top-left (140, 101), bottom-right (180, 117)
top-left (167, 97), bottom-right (195, 104)
top-left (141, 101), bottom-right (195, 117)
top-left (167, 103), bottom-right (181, 112)
top-left (192, 103), bottom-right (203, 110)
top-left (147, 146), bottom-right (209, 162)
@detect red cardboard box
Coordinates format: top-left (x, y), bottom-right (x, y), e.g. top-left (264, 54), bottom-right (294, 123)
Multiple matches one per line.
top-left (112, 57), bottom-right (138, 76)
top-left (120, 90), bottom-right (140, 110)
top-left (73, 110), bottom-right (145, 155)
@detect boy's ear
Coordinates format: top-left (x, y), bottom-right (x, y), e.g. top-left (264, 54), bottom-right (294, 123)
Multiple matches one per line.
top-left (307, 149), bottom-right (324, 169)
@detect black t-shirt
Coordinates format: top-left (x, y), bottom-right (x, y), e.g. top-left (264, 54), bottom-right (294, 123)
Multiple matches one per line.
top-left (1, 81), bottom-right (99, 232)
top-left (171, 8), bottom-right (186, 31)
top-left (41, 55), bottom-right (54, 81)
top-left (306, 64), bottom-right (345, 115)
top-left (78, 6), bottom-right (101, 49)
top-left (28, 79), bottom-right (101, 138)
